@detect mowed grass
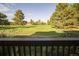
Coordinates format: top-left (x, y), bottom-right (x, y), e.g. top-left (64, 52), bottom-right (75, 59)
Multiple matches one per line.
top-left (0, 25), bottom-right (79, 37)
top-left (0, 25), bottom-right (53, 37)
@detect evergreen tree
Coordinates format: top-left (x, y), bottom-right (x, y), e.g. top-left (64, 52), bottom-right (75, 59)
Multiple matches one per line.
top-left (50, 3), bottom-right (78, 28)
top-left (72, 3), bottom-right (79, 25)
top-left (56, 3), bottom-right (69, 11)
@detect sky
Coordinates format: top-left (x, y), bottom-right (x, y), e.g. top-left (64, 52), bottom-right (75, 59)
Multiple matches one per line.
top-left (0, 3), bottom-right (57, 22)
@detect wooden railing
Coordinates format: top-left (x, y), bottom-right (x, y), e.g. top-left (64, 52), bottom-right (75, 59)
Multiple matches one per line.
top-left (0, 38), bottom-right (79, 56)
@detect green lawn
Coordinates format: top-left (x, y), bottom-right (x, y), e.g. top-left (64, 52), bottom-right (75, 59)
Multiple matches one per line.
top-left (0, 25), bottom-right (79, 38)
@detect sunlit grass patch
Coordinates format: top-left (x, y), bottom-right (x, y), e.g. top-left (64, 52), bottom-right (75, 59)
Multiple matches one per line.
top-left (0, 25), bottom-right (79, 38)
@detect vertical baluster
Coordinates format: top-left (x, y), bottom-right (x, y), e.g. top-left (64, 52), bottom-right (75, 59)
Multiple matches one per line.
top-left (29, 46), bottom-right (31, 56)
top-left (51, 46), bottom-right (54, 56)
top-left (13, 46), bottom-right (16, 56)
top-left (23, 46), bottom-right (26, 56)
top-left (46, 46), bottom-right (48, 56)
top-left (7, 46), bottom-right (11, 56)
top-left (0, 46), bottom-right (2, 56)
top-left (68, 46), bottom-right (70, 56)
top-left (18, 46), bottom-right (21, 56)
top-left (57, 46), bottom-right (59, 56)
top-left (35, 46), bottom-right (36, 56)
top-left (40, 46), bottom-right (42, 56)
top-left (73, 46), bottom-right (76, 56)
top-left (2, 46), bottom-right (5, 56)
top-left (62, 46), bottom-right (65, 56)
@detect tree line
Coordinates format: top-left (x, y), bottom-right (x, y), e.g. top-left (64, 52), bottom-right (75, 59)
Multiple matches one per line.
top-left (0, 9), bottom-right (25, 25)
top-left (1, 3), bottom-right (79, 27)
top-left (0, 9), bottom-right (49, 25)
top-left (50, 3), bottom-right (79, 28)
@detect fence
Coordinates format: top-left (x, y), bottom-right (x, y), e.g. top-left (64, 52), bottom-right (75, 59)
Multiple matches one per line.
top-left (0, 38), bottom-right (79, 56)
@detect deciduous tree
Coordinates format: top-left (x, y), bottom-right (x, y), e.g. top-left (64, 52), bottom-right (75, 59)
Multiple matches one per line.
top-left (13, 9), bottom-right (24, 25)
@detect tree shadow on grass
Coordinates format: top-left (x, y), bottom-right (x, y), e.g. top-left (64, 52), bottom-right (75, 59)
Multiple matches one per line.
top-left (12, 31), bottom-right (79, 38)
top-left (0, 25), bottom-right (36, 30)
top-left (30, 31), bottom-right (60, 37)
top-left (63, 31), bottom-right (79, 37)
top-left (0, 31), bottom-right (79, 38)
top-left (0, 27), bottom-right (17, 30)
top-left (30, 31), bottom-right (79, 38)
top-left (16, 25), bottom-right (36, 28)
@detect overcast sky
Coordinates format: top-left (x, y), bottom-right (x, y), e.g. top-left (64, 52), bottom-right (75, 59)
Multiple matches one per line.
top-left (0, 3), bottom-right (56, 22)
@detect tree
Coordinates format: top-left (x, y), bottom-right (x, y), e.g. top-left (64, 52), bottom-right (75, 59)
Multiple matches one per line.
top-left (72, 3), bottom-right (79, 13)
top-left (34, 20), bottom-right (43, 25)
top-left (47, 20), bottom-right (50, 25)
top-left (50, 3), bottom-right (69, 28)
top-left (41, 22), bottom-right (46, 25)
top-left (22, 20), bottom-right (27, 25)
top-left (0, 12), bottom-right (9, 25)
top-left (30, 19), bottom-right (34, 25)
top-left (56, 3), bottom-right (69, 11)
top-left (0, 12), bottom-right (7, 18)
top-left (13, 9), bottom-right (24, 25)
top-left (36, 20), bottom-right (41, 25)
top-left (50, 3), bottom-right (78, 28)
top-left (72, 3), bottom-right (79, 25)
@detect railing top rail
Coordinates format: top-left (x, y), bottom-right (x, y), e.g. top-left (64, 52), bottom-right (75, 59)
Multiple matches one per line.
top-left (0, 38), bottom-right (79, 41)
top-left (0, 38), bottom-right (79, 46)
